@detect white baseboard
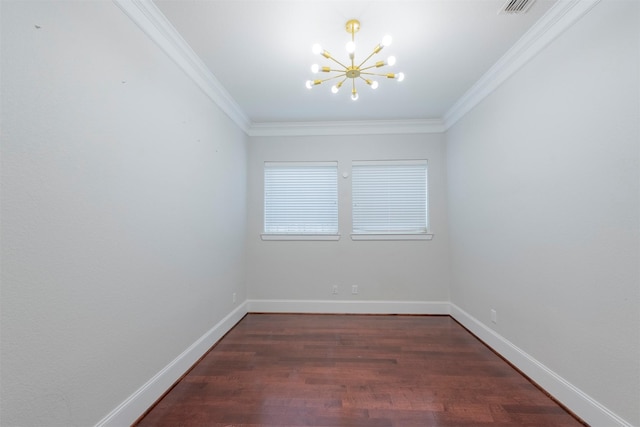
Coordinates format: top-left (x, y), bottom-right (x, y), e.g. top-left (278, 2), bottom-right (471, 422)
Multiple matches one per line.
top-left (94, 301), bottom-right (248, 427)
top-left (247, 299), bottom-right (451, 315)
top-left (450, 303), bottom-right (632, 427)
top-left (95, 299), bottom-right (631, 427)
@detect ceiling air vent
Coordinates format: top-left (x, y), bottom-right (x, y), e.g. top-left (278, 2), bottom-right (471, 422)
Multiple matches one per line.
top-left (499, 0), bottom-right (535, 14)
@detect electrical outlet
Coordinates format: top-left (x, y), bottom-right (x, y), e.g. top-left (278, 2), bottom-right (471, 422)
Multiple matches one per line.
top-left (233, 293), bottom-right (237, 303)
top-left (351, 285), bottom-right (358, 295)
top-left (332, 285), bottom-right (338, 295)
top-left (491, 309), bottom-right (497, 324)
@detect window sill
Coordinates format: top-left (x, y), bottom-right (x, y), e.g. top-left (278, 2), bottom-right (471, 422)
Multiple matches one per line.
top-left (261, 234), bottom-right (341, 241)
top-left (350, 233), bottom-right (434, 241)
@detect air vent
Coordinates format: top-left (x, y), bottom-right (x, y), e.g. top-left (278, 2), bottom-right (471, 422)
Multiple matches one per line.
top-left (499, 0), bottom-right (535, 14)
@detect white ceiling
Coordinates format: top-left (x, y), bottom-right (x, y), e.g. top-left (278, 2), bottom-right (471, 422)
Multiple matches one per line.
top-left (153, 0), bottom-right (555, 124)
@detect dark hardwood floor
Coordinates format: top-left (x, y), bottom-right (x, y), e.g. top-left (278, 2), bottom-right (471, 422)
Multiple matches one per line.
top-left (134, 314), bottom-right (586, 427)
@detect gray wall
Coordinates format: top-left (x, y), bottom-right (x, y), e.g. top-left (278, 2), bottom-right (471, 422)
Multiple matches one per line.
top-left (446, 1), bottom-right (639, 424)
top-left (0, 2), bottom-right (247, 425)
top-left (246, 134), bottom-right (450, 303)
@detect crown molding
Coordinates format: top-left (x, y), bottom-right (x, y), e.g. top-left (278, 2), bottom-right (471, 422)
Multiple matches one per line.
top-left (113, 0), bottom-right (252, 133)
top-left (115, 0), bottom-right (600, 137)
top-left (247, 119), bottom-right (445, 137)
top-left (442, 0), bottom-right (601, 130)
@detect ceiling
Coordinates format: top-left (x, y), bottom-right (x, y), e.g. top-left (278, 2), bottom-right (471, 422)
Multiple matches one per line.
top-left (153, 0), bottom-right (555, 124)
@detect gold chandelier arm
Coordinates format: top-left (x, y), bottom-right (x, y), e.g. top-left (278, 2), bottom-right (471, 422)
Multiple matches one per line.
top-left (359, 64), bottom-right (384, 72)
top-left (316, 66), bottom-right (346, 73)
top-left (324, 53), bottom-right (350, 70)
top-left (357, 47), bottom-right (382, 69)
top-left (360, 71), bottom-right (395, 77)
top-left (315, 73), bottom-right (348, 84)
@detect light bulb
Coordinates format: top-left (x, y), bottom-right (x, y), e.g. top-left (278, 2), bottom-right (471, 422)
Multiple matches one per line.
top-left (381, 35), bottom-right (392, 47)
top-left (311, 64), bottom-right (319, 73)
top-left (371, 81), bottom-right (379, 89)
top-left (312, 43), bottom-right (323, 55)
top-left (345, 41), bottom-right (356, 54)
top-left (305, 80), bottom-right (313, 89)
top-left (331, 85), bottom-right (339, 94)
top-left (351, 92), bottom-right (359, 101)
top-left (397, 72), bottom-right (405, 82)
top-left (387, 56), bottom-right (396, 66)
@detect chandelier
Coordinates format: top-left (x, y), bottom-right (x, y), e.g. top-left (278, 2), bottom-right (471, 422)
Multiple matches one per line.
top-left (305, 19), bottom-right (404, 101)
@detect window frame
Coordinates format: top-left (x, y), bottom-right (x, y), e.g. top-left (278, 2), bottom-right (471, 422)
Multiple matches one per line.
top-left (350, 159), bottom-right (433, 241)
top-left (261, 161), bottom-right (340, 241)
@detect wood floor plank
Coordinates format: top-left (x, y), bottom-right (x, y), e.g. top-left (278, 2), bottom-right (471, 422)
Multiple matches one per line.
top-left (134, 314), bottom-right (586, 427)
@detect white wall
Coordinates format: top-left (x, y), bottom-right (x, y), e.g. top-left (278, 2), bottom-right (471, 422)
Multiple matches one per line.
top-left (0, 2), bottom-right (247, 426)
top-left (246, 134), bottom-right (450, 308)
top-left (446, 1), bottom-right (639, 425)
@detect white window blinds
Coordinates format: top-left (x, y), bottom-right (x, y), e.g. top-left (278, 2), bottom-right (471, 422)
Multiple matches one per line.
top-left (352, 160), bottom-right (428, 234)
top-left (264, 162), bottom-right (338, 234)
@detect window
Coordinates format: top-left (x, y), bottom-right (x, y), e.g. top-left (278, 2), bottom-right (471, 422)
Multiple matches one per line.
top-left (263, 162), bottom-right (339, 240)
top-left (352, 160), bottom-right (431, 240)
